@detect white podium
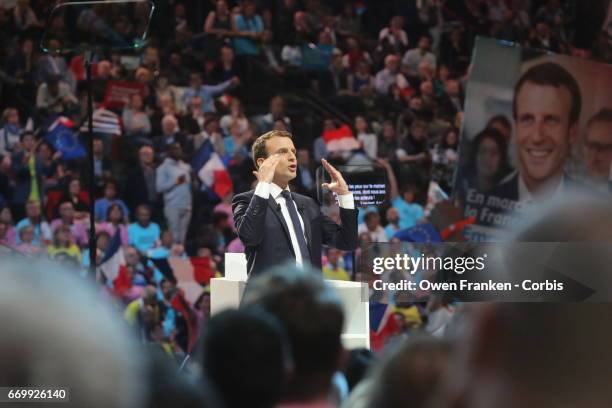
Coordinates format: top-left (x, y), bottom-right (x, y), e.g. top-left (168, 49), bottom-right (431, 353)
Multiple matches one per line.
top-left (211, 254), bottom-right (370, 349)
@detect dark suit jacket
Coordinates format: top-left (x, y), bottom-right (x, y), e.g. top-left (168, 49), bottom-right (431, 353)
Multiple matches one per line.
top-left (123, 165), bottom-right (158, 212)
top-left (232, 189), bottom-right (359, 276)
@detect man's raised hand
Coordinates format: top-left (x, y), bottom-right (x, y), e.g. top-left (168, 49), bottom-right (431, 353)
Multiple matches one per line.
top-left (321, 159), bottom-right (350, 195)
top-left (253, 153), bottom-right (281, 183)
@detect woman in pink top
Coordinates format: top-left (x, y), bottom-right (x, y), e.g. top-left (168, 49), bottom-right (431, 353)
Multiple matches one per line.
top-left (0, 207), bottom-right (16, 245)
top-left (96, 203), bottom-right (129, 244)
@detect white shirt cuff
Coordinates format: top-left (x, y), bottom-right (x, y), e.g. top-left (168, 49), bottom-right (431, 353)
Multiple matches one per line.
top-left (337, 193), bottom-right (355, 209)
top-left (254, 182), bottom-right (271, 199)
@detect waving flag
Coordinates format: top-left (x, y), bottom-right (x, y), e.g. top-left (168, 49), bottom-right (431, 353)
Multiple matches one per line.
top-left (46, 117), bottom-right (86, 160)
top-left (369, 302), bottom-right (400, 351)
top-left (394, 223), bottom-right (441, 243)
top-left (190, 138), bottom-right (214, 174)
top-left (322, 124), bottom-right (360, 153)
top-left (79, 107), bottom-right (122, 136)
top-left (198, 152), bottom-right (233, 198)
top-left (171, 289), bottom-right (199, 352)
top-left (98, 229), bottom-right (125, 283)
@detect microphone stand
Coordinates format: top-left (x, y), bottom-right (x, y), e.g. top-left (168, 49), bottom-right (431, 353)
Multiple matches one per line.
top-left (85, 50), bottom-right (97, 278)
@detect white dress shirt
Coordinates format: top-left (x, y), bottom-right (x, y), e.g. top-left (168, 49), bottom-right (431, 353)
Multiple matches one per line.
top-left (255, 182), bottom-right (355, 266)
top-left (518, 173), bottom-right (565, 205)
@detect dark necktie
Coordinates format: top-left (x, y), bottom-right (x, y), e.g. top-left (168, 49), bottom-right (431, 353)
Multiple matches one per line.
top-left (280, 190), bottom-right (310, 260)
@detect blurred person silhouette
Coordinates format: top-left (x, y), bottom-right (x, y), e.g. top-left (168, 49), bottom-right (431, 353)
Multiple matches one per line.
top-left (199, 308), bottom-right (292, 408)
top-left (241, 265), bottom-right (345, 408)
top-left (342, 336), bottom-right (451, 408)
top-left (436, 195), bottom-right (612, 408)
top-left (0, 257), bottom-right (145, 407)
top-left (145, 345), bottom-right (221, 408)
top-left (583, 108), bottom-right (612, 190)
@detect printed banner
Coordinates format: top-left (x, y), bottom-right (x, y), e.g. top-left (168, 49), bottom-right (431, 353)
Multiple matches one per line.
top-left (453, 37), bottom-right (612, 241)
top-left (103, 80), bottom-right (145, 110)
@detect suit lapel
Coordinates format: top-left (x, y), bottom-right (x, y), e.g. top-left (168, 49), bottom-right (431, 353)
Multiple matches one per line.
top-left (267, 195), bottom-right (295, 256)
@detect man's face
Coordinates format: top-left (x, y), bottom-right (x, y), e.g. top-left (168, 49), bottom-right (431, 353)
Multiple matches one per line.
top-left (139, 147), bottom-right (154, 166)
top-left (137, 207), bottom-right (151, 225)
top-left (59, 203), bottom-right (74, 220)
top-left (93, 140), bottom-right (104, 155)
top-left (297, 149), bottom-right (309, 166)
top-left (26, 202), bottom-right (40, 218)
top-left (387, 208), bottom-right (399, 223)
top-left (243, 2), bottom-right (255, 17)
top-left (270, 97), bottom-right (284, 117)
top-left (69, 179), bottom-right (80, 195)
top-left (409, 96), bottom-right (423, 111)
top-left (221, 47), bottom-right (234, 63)
top-left (383, 123), bottom-right (395, 139)
top-left (7, 109), bottom-right (18, 124)
top-left (411, 124), bottom-right (426, 140)
top-left (162, 118), bottom-right (177, 135)
top-left (327, 248), bottom-right (341, 265)
top-left (418, 37), bottom-right (430, 51)
top-left (446, 80), bottom-right (460, 97)
top-left (190, 74), bottom-right (201, 89)
top-left (22, 135), bottom-right (35, 151)
top-left (260, 136), bottom-right (297, 184)
top-left (420, 81), bottom-right (433, 96)
top-left (584, 120), bottom-right (612, 181)
top-left (365, 213), bottom-right (380, 230)
top-left (105, 185), bottom-right (116, 199)
top-left (168, 144), bottom-right (182, 160)
top-left (161, 280), bottom-right (174, 300)
top-left (161, 231), bottom-right (173, 247)
top-left (515, 82), bottom-right (576, 187)
top-left (386, 58), bottom-right (398, 72)
top-left (125, 248), bottom-right (140, 266)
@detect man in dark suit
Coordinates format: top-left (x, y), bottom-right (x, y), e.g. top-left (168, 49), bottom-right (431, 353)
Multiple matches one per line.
top-left (491, 62), bottom-right (582, 203)
top-left (232, 130), bottom-right (358, 277)
top-left (124, 145), bottom-right (160, 221)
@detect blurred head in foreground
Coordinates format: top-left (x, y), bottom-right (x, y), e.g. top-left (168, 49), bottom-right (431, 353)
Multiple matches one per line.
top-left (200, 308), bottom-right (292, 408)
top-left (0, 257), bottom-right (145, 408)
top-left (436, 195), bottom-right (612, 408)
top-left (241, 265), bottom-right (344, 405)
top-left (365, 336), bottom-right (451, 408)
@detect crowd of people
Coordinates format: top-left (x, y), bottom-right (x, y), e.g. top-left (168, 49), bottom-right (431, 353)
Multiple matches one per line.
top-left (5, 190), bottom-right (612, 407)
top-left (0, 0), bottom-right (611, 404)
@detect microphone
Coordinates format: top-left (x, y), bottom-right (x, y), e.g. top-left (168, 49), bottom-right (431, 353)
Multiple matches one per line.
top-left (277, 203), bottom-right (281, 211)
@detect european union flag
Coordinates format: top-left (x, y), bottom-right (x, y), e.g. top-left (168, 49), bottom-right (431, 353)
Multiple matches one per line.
top-left (394, 223), bottom-right (441, 243)
top-left (45, 119), bottom-right (86, 160)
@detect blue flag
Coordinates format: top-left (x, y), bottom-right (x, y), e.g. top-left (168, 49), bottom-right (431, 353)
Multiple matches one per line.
top-left (190, 139), bottom-right (214, 174)
top-left (45, 118), bottom-right (86, 160)
top-left (394, 223), bottom-right (442, 243)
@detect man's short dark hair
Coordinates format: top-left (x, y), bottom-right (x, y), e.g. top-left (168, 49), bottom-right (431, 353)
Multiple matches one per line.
top-left (19, 131), bottom-right (35, 142)
top-left (587, 108), bottom-right (612, 128)
top-left (241, 266), bottom-right (344, 402)
top-left (486, 114), bottom-right (512, 131)
top-left (512, 62), bottom-right (582, 126)
top-left (251, 130), bottom-right (293, 169)
top-left (199, 308), bottom-right (291, 408)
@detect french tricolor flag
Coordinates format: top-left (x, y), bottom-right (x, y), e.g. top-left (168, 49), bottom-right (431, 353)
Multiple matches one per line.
top-left (98, 229), bottom-right (126, 285)
top-left (369, 302), bottom-right (401, 351)
top-left (198, 152), bottom-right (233, 199)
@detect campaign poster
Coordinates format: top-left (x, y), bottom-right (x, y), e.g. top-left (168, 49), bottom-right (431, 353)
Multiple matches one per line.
top-left (453, 37), bottom-right (612, 241)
